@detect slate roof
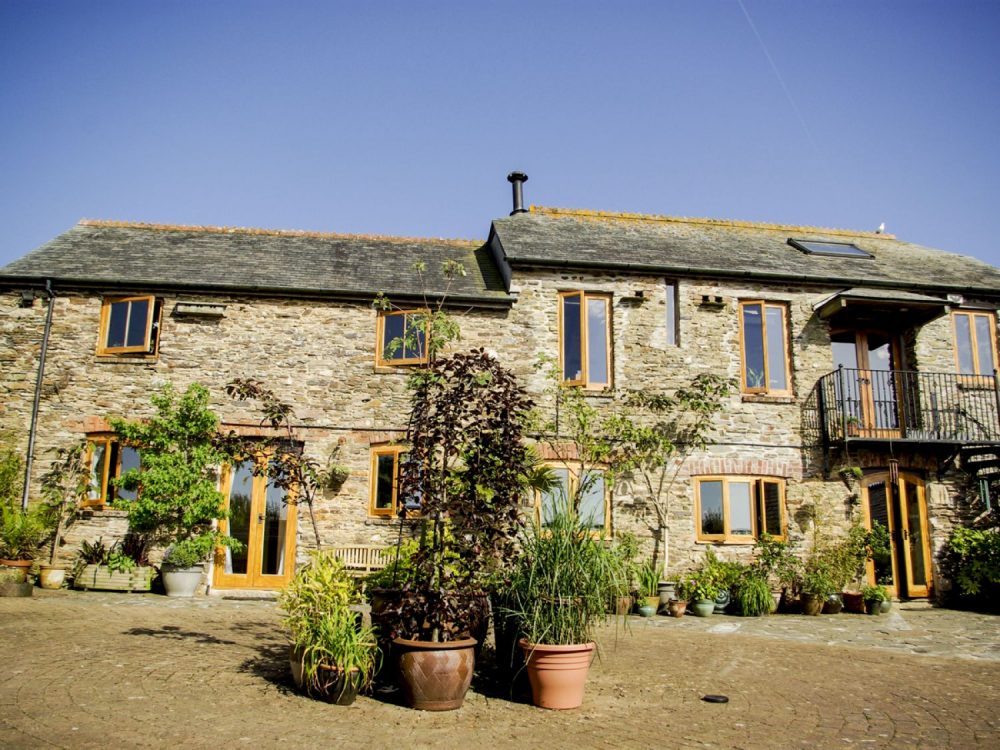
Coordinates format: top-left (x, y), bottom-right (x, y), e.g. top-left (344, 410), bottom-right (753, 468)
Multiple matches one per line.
top-left (0, 220), bottom-right (511, 307)
top-left (490, 207), bottom-right (1000, 297)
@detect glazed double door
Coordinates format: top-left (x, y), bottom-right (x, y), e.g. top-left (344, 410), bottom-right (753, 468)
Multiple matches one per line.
top-left (862, 472), bottom-right (932, 598)
top-left (213, 459), bottom-right (296, 590)
top-left (831, 331), bottom-right (903, 438)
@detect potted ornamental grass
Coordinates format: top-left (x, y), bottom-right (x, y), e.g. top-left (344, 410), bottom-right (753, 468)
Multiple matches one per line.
top-left (506, 510), bottom-right (629, 710)
top-left (280, 550), bottom-right (379, 705)
top-left (111, 383), bottom-right (242, 597)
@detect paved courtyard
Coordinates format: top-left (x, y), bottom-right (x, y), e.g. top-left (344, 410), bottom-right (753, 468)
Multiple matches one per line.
top-left (1, 589), bottom-right (998, 749)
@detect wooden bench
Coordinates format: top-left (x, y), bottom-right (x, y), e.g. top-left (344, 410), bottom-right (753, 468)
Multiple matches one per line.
top-left (330, 545), bottom-right (391, 586)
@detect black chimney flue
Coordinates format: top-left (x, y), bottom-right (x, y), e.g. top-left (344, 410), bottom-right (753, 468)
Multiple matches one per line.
top-left (507, 171), bottom-right (528, 215)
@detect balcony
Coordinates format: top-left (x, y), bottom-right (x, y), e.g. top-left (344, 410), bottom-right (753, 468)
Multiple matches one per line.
top-left (811, 367), bottom-right (1000, 446)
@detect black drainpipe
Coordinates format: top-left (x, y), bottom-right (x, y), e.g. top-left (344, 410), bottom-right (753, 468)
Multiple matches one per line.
top-left (21, 280), bottom-right (55, 511)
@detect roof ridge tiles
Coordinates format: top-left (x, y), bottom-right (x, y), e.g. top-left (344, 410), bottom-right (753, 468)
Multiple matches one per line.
top-left (529, 206), bottom-right (895, 240)
top-left (76, 219), bottom-right (480, 247)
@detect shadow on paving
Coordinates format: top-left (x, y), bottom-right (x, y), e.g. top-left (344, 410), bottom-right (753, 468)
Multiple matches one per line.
top-left (122, 624), bottom-right (240, 645)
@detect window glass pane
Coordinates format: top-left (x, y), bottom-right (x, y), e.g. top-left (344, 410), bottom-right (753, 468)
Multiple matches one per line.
top-left (699, 480), bottom-right (724, 535)
top-left (261, 469), bottom-right (288, 577)
top-left (579, 470), bottom-right (605, 530)
top-left (955, 315), bottom-right (974, 374)
top-left (562, 295), bottom-right (582, 381)
top-left (765, 306), bottom-right (787, 390)
top-left (115, 447), bottom-right (140, 502)
top-left (762, 482), bottom-right (782, 535)
top-left (541, 468), bottom-right (571, 525)
top-left (88, 442), bottom-right (107, 501)
top-left (374, 454), bottom-right (396, 510)
top-left (974, 315), bottom-right (995, 375)
top-left (226, 461), bottom-right (254, 575)
top-left (904, 482), bottom-right (926, 587)
top-left (125, 299), bottom-right (149, 348)
top-left (403, 315), bottom-right (426, 360)
top-left (586, 298), bottom-right (608, 385)
top-left (729, 481), bottom-right (753, 536)
top-left (665, 281), bottom-right (677, 346)
top-left (741, 304), bottom-right (765, 389)
top-left (382, 314), bottom-right (406, 360)
top-left (106, 302), bottom-right (129, 348)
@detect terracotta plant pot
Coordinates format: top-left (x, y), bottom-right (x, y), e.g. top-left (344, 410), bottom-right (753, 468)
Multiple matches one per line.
top-left (394, 636), bottom-right (476, 711)
top-left (842, 591), bottom-right (865, 614)
top-left (667, 599), bottom-right (687, 618)
top-left (520, 639), bottom-right (595, 710)
top-left (37, 565), bottom-right (67, 590)
top-left (0, 559), bottom-right (32, 583)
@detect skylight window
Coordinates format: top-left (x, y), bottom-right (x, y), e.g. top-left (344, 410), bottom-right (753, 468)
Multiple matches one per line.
top-left (788, 239), bottom-right (872, 258)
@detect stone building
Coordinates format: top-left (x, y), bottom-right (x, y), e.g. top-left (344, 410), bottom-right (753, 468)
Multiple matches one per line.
top-left (2, 176), bottom-right (999, 599)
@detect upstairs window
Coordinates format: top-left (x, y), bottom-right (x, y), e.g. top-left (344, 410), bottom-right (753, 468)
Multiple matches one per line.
top-left (98, 295), bottom-right (161, 355)
top-left (788, 238), bottom-right (872, 259)
top-left (695, 476), bottom-right (786, 543)
top-left (953, 310), bottom-right (997, 380)
top-left (86, 436), bottom-right (140, 507)
top-left (536, 463), bottom-right (609, 536)
top-left (376, 310), bottom-right (429, 366)
top-left (739, 301), bottom-right (791, 395)
top-left (559, 291), bottom-right (612, 389)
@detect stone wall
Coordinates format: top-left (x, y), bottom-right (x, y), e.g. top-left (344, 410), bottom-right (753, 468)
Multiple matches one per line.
top-left (1, 274), bottom-right (995, 591)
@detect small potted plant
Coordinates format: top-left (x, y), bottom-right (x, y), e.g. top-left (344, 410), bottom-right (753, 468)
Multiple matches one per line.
top-left (73, 534), bottom-right (153, 592)
top-left (668, 579), bottom-right (689, 617)
top-left (636, 561), bottom-right (660, 617)
top-left (686, 568), bottom-right (720, 617)
top-left (280, 550), bottom-right (379, 705)
top-left (861, 584), bottom-right (889, 615)
top-left (0, 501), bottom-right (47, 584)
top-left (799, 560), bottom-right (835, 616)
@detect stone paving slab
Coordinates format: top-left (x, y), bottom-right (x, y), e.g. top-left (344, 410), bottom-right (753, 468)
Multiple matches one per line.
top-left (1, 590), bottom-right (998, 749)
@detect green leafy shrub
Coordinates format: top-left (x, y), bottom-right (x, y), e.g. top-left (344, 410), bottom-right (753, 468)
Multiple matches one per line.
top-left (941, 527), bottom-right (1000, 597)
top-left (280, 550), bottom-right (379, 697)
top-left (111, 383), bottom-right (241, 566)
top-left (733, 572), bottom-right (772, 616)
top-left (861, 583), bottom-right (889, 603)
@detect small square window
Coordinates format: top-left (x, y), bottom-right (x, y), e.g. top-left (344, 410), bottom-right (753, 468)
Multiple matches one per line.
top-left (376, 310), bottom-right (429, 367)
top-left (97, 296), bottom-right (161, 356)
top-left (85, 436), bottom-right (140, 507)
top-left (535, 462), bottom-right (610, 536)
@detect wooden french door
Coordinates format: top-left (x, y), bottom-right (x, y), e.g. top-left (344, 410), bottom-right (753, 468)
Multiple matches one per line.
top-left (862, 472), bottom-right (933, 598)
top-left (831, 330), bottom-right (904, 438)
top-left (213, 459), bottom-right (296, 590)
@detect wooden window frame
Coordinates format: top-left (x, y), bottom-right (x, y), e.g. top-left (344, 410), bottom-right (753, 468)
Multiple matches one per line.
top-left (84, 435), bottom-right (140, 508)
top-left (738, 300), bottom-right (792, 396)
top-left (694, 476), bottom-right (787, 544)
top-left (558, 291), bottom-right (613, 390)
top-left (369, 445), bottom-right (408, 517)
top-left (534, 462), bottom-right (611, 537)
top-left (375, 310), bottom-right (431, 367)
top-left (952, 310), bottom-right (998, 381)
top-left (97, 295), bottom-right (161, 356)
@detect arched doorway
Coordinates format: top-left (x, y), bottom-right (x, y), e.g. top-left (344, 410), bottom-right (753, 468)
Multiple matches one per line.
top-left (861, 471), bottom-right (933, 598)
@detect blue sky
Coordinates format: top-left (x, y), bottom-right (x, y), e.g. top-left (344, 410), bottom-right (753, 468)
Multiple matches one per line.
top-left (2, 1), bottom-right (999, 269)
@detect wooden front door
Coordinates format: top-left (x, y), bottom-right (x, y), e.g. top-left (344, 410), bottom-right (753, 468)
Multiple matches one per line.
top-left (831, 330), bottom-right (904, 438)
top-left (862, 472), bottom-right (933, 598)
top-left (213, 459), bottom-right (296, 590)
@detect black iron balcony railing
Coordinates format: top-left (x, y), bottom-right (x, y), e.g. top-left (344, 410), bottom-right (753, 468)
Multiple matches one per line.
top-left (812, 366), bottom-right (1000, 445)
